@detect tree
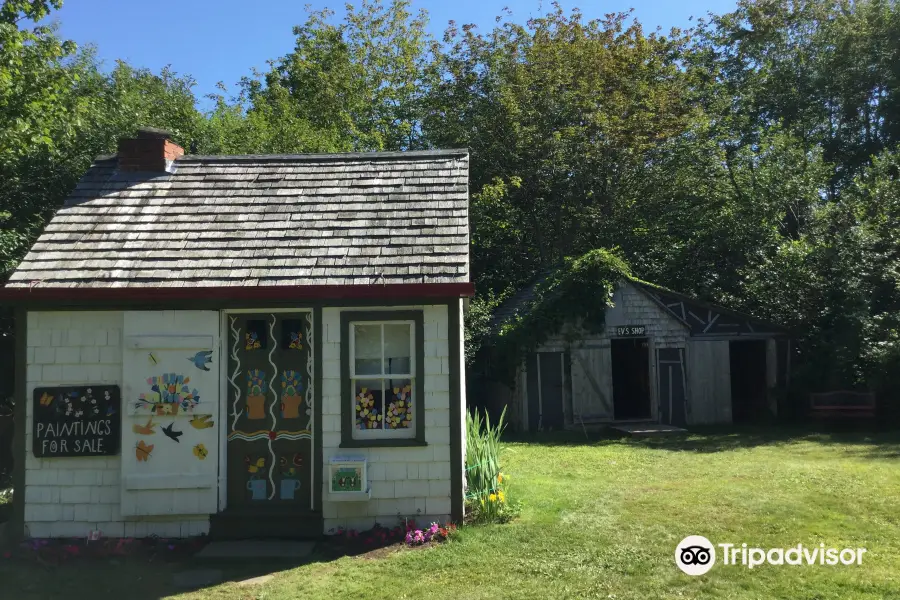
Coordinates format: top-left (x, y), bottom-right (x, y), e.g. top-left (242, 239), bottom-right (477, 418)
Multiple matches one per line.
top-left (425, 4), bottom-right (696, 297)
top-left (230, 0), bottom-right (434, 154)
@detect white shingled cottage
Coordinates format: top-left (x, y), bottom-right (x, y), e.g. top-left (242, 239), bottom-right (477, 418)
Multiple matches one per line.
top-left (1, 128), bottom-right (471, 539)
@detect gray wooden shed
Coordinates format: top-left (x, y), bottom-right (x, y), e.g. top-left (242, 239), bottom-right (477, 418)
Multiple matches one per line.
top-left (483, 278), bottom-right (790, 432)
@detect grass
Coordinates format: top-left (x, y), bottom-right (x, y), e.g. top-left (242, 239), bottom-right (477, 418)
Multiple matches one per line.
top-left (2, 427), bottom-right (899, 599)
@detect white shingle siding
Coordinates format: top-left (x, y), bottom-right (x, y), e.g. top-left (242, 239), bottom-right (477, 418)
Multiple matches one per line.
top-left (24, 303), bottom-right (461, 537)
top-left (24, 311), bottom-right (207, 538)
top-left (320, 305), bottom-right (453, 533)
top-left (604, 282), bottom-right (689, 347)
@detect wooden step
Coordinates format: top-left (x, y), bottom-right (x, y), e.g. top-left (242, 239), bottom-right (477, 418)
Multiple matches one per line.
top-left (610, 422), bottom-right (687, 437)
top-left (209, 509), bottom-right (323, 540)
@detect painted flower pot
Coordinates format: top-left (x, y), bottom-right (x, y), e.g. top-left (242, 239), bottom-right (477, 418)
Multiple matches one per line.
top-left (280, 479), bottom-right (301, 500)
top-left (154, 403), bottom-right (179, 416)
top-left (246, 395), bottom-right (267, 420)
top-left (281, 394), bottom-right (303, 419)
top-left (247, 478), bottom-right (267, 500)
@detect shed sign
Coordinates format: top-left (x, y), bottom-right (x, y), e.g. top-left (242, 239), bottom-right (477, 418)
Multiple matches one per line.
top-left (615, 325), bottom-right (646, 337)
top-left (32, 385), bottom-right (120, 457)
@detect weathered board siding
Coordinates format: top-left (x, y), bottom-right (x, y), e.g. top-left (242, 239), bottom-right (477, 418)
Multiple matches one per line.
top-left (24, 311), bottom-right (208, 538)
top-left (320, 305), bottom-right (454, 533)
top-left (527, 282), bottom-right (691, 428)
top-left (686, 340), bottom-right (732, 425)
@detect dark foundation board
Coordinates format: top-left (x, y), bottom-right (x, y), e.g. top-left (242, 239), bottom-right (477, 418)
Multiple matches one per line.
top-left (32, 385), bottom-right (121, 457)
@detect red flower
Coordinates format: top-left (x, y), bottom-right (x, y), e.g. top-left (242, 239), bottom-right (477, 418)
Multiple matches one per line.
top-left (268, 430), bottom-right (276, 440)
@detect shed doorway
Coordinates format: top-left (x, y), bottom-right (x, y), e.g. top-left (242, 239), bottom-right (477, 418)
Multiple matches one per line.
top-left (525, 352), bottom-right (568, 432)
top-left (611, 338), bottom-right (651, 420)
top-left (729, 340), bottom-right (768, 423)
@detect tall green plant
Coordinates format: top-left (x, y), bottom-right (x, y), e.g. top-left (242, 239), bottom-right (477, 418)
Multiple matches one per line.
top-left (466, 406), bottom-right (511, 522)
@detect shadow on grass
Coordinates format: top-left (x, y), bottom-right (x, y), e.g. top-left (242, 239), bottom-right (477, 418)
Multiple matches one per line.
top-left (0, 534), bottom-right (415, 600)
top-left (504, 424), bottom-right (900, 459)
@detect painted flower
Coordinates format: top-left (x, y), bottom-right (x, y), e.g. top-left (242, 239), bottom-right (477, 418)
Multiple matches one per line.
top-left (289, 331), bottom-right (303, 350)
top-left (355, 387), bottom-right (381, 429)
top-left (245, 332), bottom-right (261, 350)
top-left (247, 369), bottom-right (267, 394)
top-left (281, 370), bottom-right (303, 396)
top-left (268, 431), bottom-right (277, 441)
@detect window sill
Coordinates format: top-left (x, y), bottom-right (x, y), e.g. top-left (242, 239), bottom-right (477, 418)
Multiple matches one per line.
top-left (339, 438), bottom-right (428, 449)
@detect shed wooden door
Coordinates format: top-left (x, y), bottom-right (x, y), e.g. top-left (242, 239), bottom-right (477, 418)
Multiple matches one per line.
top-left (687, 340), bottom-right (732, 424)
top-left (569, 345), bottom-right (614, 422)
top-left (657, 348), bottom-right (687, 426)
top-left (226, 313), bottom-right (314, 512)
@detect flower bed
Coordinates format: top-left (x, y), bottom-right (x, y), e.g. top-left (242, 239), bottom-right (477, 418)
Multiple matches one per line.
top-left (4, 536), bottom-right (207, 565)
top-left (322, 520), bottom-right (457, 559)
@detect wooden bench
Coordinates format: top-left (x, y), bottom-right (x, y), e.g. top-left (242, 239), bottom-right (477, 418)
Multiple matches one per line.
top-left (809, 391), bottom-right (876, 419)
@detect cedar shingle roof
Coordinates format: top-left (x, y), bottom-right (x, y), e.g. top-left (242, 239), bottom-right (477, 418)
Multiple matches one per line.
top-left (7, 150), bottom-right (470, 288)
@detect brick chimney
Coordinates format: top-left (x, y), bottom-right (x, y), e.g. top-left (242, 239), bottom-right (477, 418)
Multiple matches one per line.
top-left (117, 127), bottom-right (184, 173)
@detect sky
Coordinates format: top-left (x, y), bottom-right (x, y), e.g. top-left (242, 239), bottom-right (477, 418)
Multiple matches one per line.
top-left (46, 0), bottom-right (737, 107)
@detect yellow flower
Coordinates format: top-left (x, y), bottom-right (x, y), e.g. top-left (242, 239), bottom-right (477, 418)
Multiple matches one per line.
top-left (498, 491), bottom-right (505, 503)
top-left (489, 493), bottom-right (497, 502)
top-left (497, 473), bottom-right (504, 483)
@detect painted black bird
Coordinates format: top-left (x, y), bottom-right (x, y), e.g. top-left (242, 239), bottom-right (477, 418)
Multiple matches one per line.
top-left (162, 422), bottom-right (183, 443)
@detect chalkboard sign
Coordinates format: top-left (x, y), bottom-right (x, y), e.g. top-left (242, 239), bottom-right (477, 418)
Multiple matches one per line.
top-left (32, 385), bottom-right (120, 457)
top-left (615, 325), bottom-right (646, 337)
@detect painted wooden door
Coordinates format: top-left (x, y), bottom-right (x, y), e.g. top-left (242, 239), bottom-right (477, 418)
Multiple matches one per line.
top-left (121, 311), bottom-right (220, 517)
top-left (226, 313), bottom-right (314, 511)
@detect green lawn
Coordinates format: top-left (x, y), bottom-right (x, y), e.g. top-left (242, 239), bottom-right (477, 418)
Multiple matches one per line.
top-left (3, 428), bottom-right (900, 599)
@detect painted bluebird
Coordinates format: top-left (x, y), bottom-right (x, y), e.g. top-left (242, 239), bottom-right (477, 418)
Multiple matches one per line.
top-left (188, 350), bottom-right (214, 371)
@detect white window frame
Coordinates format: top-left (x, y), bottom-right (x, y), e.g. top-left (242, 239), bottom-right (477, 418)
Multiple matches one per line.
top-left (349, 320), bottom-right (416, 440)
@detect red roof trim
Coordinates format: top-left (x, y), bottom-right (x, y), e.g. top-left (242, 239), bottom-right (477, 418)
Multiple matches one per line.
top-left (0, 282), bottom-right (475, 303)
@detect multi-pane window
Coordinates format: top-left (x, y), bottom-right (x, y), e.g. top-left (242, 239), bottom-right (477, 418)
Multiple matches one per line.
top-left (349, 321), bottom-right (415, 439)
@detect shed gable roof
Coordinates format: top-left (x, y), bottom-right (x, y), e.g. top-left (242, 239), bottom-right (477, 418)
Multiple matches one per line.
top-left (490, 272), bottom-right (786, 338)
top-left (6, 150), bottom-right (469, 289)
